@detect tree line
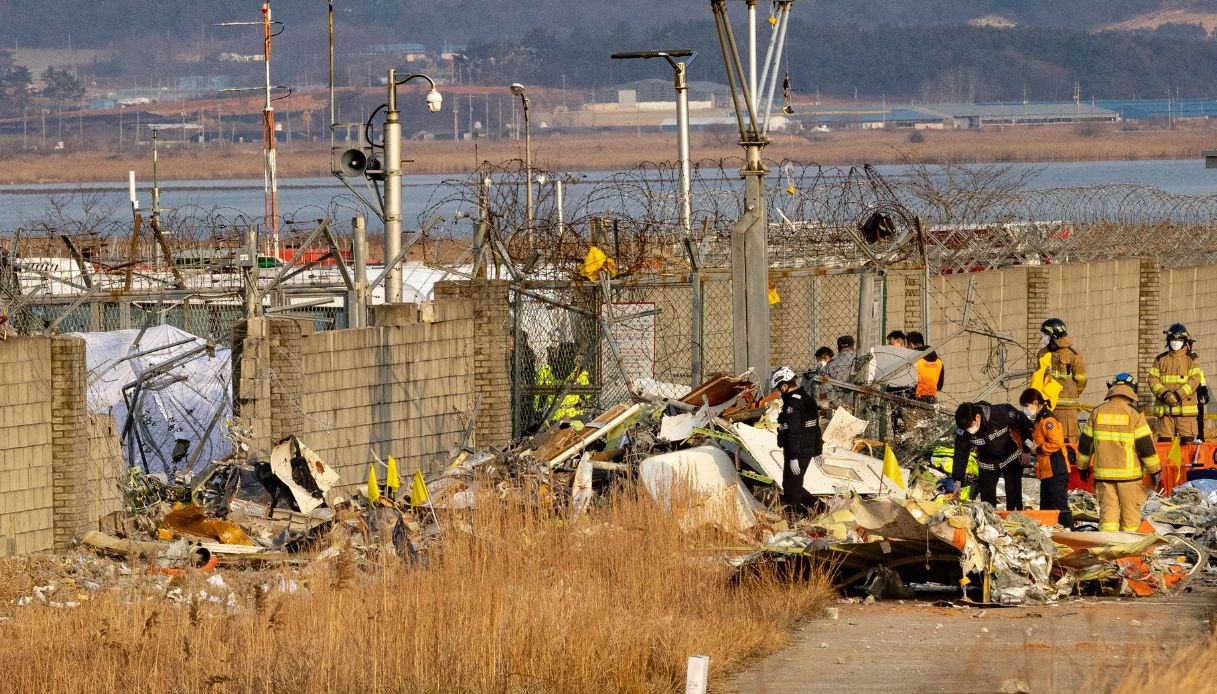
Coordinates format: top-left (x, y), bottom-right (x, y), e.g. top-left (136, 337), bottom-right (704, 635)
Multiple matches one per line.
top-left (0, 52), bottom-right (85, 116)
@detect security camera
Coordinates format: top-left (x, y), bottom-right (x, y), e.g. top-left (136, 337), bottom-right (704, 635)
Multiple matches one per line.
top-left (426, 89), bottom-right (442, 113)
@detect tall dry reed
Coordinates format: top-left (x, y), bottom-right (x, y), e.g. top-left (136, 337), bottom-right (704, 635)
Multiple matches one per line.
top-left (0, 490), bottom-right (831, 693)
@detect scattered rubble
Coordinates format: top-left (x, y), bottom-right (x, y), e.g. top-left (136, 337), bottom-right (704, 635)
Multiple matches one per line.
top-left (11, 372), bottom-right (1217, 616)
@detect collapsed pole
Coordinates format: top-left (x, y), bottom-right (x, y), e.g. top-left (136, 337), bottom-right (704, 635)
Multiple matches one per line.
top-left (262, 2), bottom-right (280, 265)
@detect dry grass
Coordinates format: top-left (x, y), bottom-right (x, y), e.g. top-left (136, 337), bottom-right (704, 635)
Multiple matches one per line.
top-left (1107, 626), bottom-right (1217, 694)
top-left (1, 121), bottom-right (1215, 184)
top-left (0, 491), bottom-right (831, 693)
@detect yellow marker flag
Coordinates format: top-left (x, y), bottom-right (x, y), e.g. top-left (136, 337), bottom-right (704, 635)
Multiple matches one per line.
top-left (410, 470), bottom-right (430, 507)
top-left (1167, 437), bottom-right (1183, 482)
top-left (385, 455), bottom-right (401, 492)
top-left (883, 444), bottom-right (905, 489)
top-left (366, 463), bottom-right (381, 504)
top-left (768, 287), bottom-right (781, 305)
top-left (579, 246), bottom-right (617, 281)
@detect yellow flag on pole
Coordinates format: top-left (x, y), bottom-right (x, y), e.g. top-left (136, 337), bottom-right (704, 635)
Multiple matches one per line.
top-left (410, 470), bottom-right (430, 507)
top-left (883, 444), bottom-right (905, 489)
top-left (1168, 436), bottom-right (1183, 484)
top-left (366, 463), bottom-right (381, 504)
top-left (385, 455), bottom-right (401, 492)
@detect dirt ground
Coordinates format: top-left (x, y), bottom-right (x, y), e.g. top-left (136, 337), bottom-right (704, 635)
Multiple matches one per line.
top-left (726, 587), bottom-right (1217, 694)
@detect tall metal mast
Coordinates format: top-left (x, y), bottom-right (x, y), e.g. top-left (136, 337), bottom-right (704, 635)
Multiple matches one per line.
top-left (261, 2), bottom-right (280, 264)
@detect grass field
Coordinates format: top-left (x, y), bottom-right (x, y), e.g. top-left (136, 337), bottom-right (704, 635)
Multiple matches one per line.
top-left (1, 121), bottom-right (1214, 184)
top-left (0, 491), bottom-right (833, 693)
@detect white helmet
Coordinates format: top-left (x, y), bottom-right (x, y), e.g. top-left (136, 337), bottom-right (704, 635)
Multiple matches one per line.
top-left (769, 366), bottom-right (797, 391)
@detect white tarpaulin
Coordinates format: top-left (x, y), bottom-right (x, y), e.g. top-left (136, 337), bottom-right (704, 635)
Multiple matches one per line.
top-left (74, 325), bottom-right (232, 475)
top-left (639, 446), bottom-right (759, 531)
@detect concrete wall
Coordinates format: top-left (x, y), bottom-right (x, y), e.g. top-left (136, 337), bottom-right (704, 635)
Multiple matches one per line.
top-left (0, 335), bottom-right (118, 556)
top-left (0, 337), bottom-right (54, 556)
top-left (433, 280), bottom-right (513, 447)
top-left (292, 300), bottom-right (480, 483)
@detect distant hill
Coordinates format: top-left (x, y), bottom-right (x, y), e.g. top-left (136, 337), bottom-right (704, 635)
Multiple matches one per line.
top-left (3, 1), bottom-right (1217, 48)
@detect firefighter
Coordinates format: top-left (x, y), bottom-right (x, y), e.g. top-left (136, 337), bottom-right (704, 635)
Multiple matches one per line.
top-left (1037, 318), bottom-right (1087, 442)
top-left (1019, 388), bottom-right (1073, 529)
top-left (772, 366), bottom-right (823, 518)
top-left (534, 343), bottom-right (590, 423)
top-left (1149, 323), bottom-right (1203, 442)
top-left (950, 401), bottom-right (1033, 510)
top-left (1077, 373), bottom-right (1160, 532)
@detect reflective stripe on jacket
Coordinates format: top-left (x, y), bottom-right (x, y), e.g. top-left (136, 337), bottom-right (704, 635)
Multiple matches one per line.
top-left (535, 365), bottom-right (590, 421)
top-left (1149, 349), bottom-right (1202, 416)
top-left (1037, 338), bottom-right (1087, 408)
top-left (1077, 385), bottom-right (1160, 481)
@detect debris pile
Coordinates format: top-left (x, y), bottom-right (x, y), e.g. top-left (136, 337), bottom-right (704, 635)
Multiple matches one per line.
top-left (13, 373), bottom-right (1217, 615)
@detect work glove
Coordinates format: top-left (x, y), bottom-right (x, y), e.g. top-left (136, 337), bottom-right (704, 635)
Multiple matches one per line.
top-left (789, 458), bottom-right (802, 476)
top-left (1199, 385), bottom-right (1211, 407)
top-left (1020, 452), bottom-right (1033, 469)
top-left (813, 455), bottom-right (825, 467)
top-left (1163, 390), bottom-right (1182, 407)
top-left (950, 480), bottom-right (963, 501)
top-left (1079, 467), bottom-right (1092, 482)
top-left (1025, 440), bottom-right (1039, 454)
top-left (1150, 472), bottom-right (1162, 489)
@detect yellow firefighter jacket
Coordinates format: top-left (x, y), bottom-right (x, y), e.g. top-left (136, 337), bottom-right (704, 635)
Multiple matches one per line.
top-left (1149, 348), bottom-right (1202, 417)
top-left (1077, 384), bottom-right (1160, 481)
top-left (1036, 336), bottom-right (1087, 409)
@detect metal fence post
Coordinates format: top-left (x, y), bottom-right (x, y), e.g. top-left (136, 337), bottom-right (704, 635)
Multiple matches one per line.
top-left (690, 271), bottom-right (704, 387)
top-left (350, 215), bottom-right (368, 328)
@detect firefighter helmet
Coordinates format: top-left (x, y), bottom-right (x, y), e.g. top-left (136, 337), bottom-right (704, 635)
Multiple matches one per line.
top-left (1165, 323), bottom-right (1192, 343)
top-left (1107, 372), bottom-right (1138, 393)
top-left (769, 366), bottom-right (797, 391)
top-left (1040, 318), bottom-right (1068, 338)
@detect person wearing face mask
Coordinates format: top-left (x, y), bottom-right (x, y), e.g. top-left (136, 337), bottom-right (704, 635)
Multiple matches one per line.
top-left (1036, 318), bottom-right (1087, 442)
top-left (1078, 373), bottom-right (1160, 532)
top-left (950, 401), bottom-right (1034, 509)
top-left (1149, 323), bottom-right (1203, 442)
top-left (1019, 388), bottom-right (1073, 529)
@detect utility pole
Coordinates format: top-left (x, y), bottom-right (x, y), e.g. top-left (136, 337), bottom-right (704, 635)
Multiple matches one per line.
top-left (712, 0), bottom-right (792, 383)
top-left (261, 2), bottom-right (280, 265)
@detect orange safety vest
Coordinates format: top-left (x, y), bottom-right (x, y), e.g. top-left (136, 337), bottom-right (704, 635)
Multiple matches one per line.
top-left (915, 358), bottom-right (943, 397)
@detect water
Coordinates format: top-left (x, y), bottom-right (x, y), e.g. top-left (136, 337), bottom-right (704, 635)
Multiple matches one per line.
top-left (1, 159), bottom-right (1214, 231)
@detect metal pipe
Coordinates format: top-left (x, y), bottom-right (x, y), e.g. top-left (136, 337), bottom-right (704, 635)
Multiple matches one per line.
top-left (328, 0), bottom-right (334, 160)
top-left (351, 215), bottom-right (367, 327)
top-left (244, 223), bottom-right (259, 318)
top-left (674, 60), bottom-right (692, 237)
top-left (748, 0), bottom-right (758, 115)
top-left (383, 68), bottom-right (403, 303)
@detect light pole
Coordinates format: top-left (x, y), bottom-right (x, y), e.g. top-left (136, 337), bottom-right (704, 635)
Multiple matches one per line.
top-left (611, 49), bottom-right (696, 238)
top-left (384, 70), bottom-right (442, 303)
top-left (510, 83), bottom-right (533, 240)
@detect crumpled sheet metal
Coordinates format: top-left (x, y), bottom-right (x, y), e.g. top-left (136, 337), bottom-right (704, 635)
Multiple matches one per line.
top-left (639, 446), bottom-right (760, 532)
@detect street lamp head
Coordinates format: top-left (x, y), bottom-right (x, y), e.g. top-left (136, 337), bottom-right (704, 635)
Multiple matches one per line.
top-left (425, 88), bottom-right (443, 113)
top-left (535, 174), bottom-right (548, 185)
top-left (510, 83), bottom-right (527, 96)
top-left (611, 49), bottom-right (695, 61)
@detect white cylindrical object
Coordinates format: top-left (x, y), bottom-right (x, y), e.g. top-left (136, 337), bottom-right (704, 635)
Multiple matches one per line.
top-left (685, 655), bottom-right (709, 694)
top-left (128, 170), bottom-right (137, 208)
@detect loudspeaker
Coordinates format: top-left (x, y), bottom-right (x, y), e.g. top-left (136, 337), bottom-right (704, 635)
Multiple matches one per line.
top-left (339, 148), bottom-right (368, 176)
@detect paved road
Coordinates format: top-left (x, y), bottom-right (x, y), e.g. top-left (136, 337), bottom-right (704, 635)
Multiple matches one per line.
top-left (726, 588), bottom-right (1217, 694)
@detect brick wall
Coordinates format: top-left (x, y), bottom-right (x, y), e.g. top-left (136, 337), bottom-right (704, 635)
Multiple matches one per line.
top-left (0, 337), bottom-right (54, 556)
top-left (49, 336), bottom-right (89, 551)
top-left (433, 280), bottom-right (512, 447)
